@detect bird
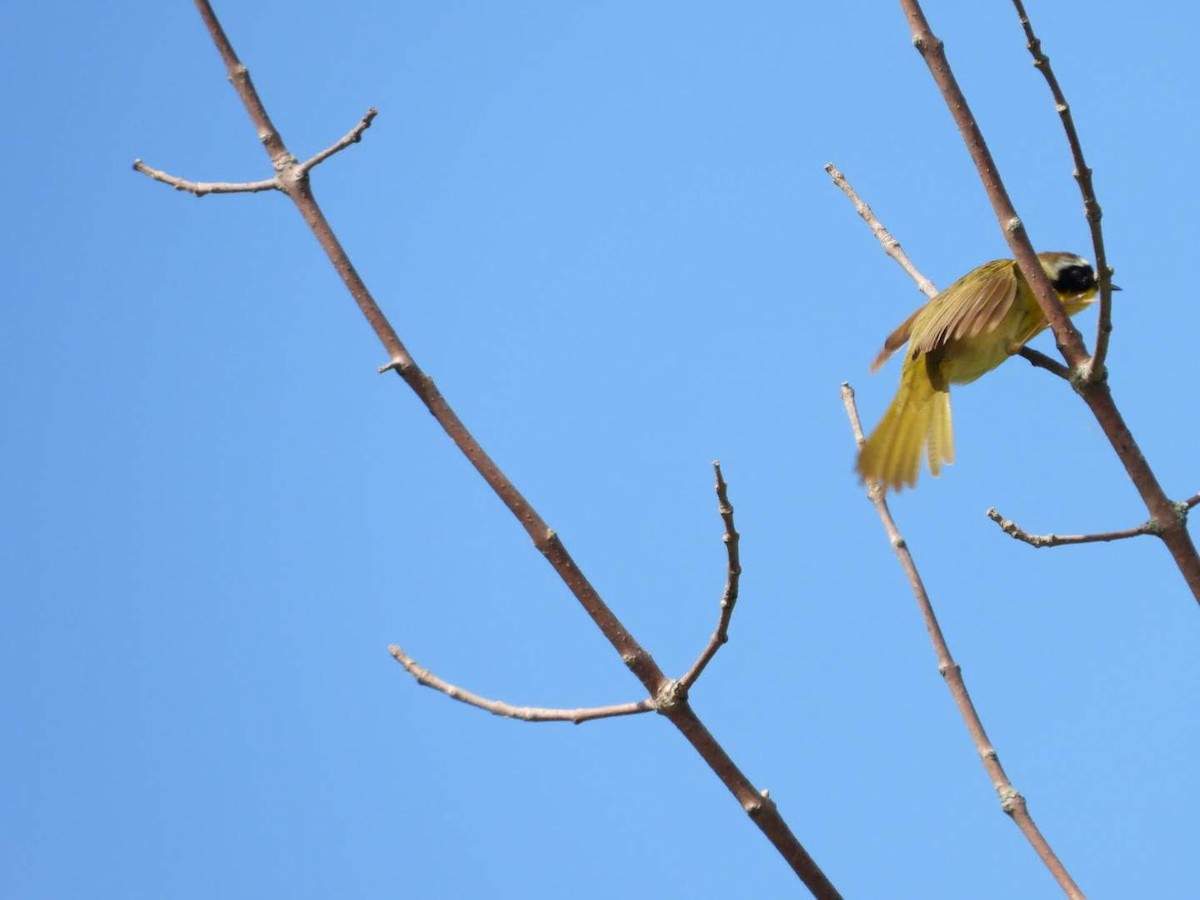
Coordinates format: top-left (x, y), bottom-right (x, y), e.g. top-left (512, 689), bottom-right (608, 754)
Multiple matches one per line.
top-left (856, 251), bottom-right (1105, 491)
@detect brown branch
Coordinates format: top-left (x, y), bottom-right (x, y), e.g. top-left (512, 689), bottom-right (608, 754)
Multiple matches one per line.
top-left (898, 0), bottom-right (1200, 606)
top-left (297, 108), bottom-right (378, 174)
top-left (679, 462), bottom-right (743, 690)
top-left (389, 646), bottom-right (655, 724)
top-left (1010, 0), bottom-right (1116, 378)
top-left (131, 160), bottom-right (278, 196)
top-left (842, 383), bottom-right (1085, 900)
top-left (987, 508), bottom-right (1162, 548)
top-left (824, 163), bottom-right (937, 299)
top-left (899, 2), bottom-right (1088, 372)
top-left (1184, 492), bottom-right (1200, 511)
top-left (1015, 347), bottom-right (1071, 381)
top-left (135, 3), bottom-right (843, 896)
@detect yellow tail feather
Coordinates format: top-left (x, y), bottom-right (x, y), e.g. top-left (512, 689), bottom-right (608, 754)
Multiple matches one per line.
top-left (856, 356), bottom-right (954, 491)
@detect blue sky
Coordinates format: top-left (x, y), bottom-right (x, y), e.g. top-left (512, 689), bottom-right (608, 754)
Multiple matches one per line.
top-left (4, 2), bottom-right (1198, 897)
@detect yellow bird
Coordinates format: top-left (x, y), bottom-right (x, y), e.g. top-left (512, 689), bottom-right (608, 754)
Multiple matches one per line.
top-left (857, 252), bottom-right (1103, 491)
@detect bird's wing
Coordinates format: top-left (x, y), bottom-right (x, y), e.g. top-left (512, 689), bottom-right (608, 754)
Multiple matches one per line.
top-left (908, 259), bottom-right (1019, 357)
top-left (870, 305), bottom-right (923, 371)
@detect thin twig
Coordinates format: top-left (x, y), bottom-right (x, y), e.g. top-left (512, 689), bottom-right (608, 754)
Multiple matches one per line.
top-left (1183, 492), bottom-right (1200, 511)
top-left (679, 462), bottom-right (743, 690)
top-left (842, 383), bottom-right (1085, 900)
top-left (898, 0), bottom-right (1200, 605)
top-left (136, 3), bottom-right (843, 896)
top-left (1015, 347), bottom-right (1071, 381)
top-left (389, 646), bottom-right (655, 724)
top-left (1010, 0), bottom-right (1115, 379)
top-left (297, 108), bottom-right (379, 174)
top-left (987, 508), bottom-right (1162, 548)
top-left (131, 160), bottom-right (278, 196)
top-left (824, 163), bottom-right (937, 299)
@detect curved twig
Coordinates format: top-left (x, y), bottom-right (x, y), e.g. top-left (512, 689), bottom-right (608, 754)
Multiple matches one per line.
top-left (987, 508), bottom-right (1163, 548)
top-left (389, 646), bottom-right (655, 724)
top-left (1010, 0), bottom-right (1116, 378)
top-left (131, 160), bottom-right (278, 196)
top-left (679, 462), bottom-right (743, 690)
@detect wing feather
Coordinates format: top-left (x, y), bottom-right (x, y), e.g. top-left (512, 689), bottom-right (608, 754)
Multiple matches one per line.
top-left (909, 260), bottom-right (1019, 356)
top-left (870, 306), bottom-right (923, 371)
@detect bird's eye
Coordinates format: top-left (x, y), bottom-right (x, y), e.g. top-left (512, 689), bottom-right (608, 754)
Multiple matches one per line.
top-left (1052, 265), bottom-right (1096, 294)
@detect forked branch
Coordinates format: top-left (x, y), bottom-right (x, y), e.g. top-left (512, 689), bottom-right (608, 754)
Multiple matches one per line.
top-left (134, 2), bottom-right (841, 896)
top-left (897, 0), bottom-right (1200, 604)
top-left (1010, 0), bottom-right (1115, 375)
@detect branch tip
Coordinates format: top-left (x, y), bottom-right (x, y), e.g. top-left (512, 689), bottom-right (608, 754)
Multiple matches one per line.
top-left (678, 462), bottom-right (745, 689)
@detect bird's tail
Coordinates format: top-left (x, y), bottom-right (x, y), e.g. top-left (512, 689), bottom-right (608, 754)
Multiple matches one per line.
top-left (856, 356), bottom-right (954, 491)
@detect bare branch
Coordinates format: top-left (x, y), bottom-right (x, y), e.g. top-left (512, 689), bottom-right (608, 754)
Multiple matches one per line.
top-left (898, 1), bottom-right (1087, 372)
top-left (1010, 0), bottom-right (1116, 378)
top-left (1015, 347), bottom-right (1071, 381)
top-left (824, 163), bottom-right (937, 299)
top-left (389, 646), bottom-right (655, 724)
top-left (297, 108), bottom-right (379, 174)
top-left (1184, 492), bottom-right (1200, 511)
top-left (134, 3), bottom-right (845, 894)
top-left (131, 160), bottom-right (278, 196)
top-left (842, 382), bottom-right (1085, 900)
top-left (987, 507), bottom-right (1179, 548)
top-left (897, 0), bottom-right (1200, 605)
top-left (679, 462), bottom-right (743, 690)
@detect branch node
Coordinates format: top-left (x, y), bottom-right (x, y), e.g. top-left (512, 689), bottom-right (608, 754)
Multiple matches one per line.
top-left (998, 786), bottom-right (1025, 817)
top-left (1067, 365), bottom-right (1092, 393)
top-left (1144, 511), bottom-right (1182, 536)
top-left (1004, 216), bottom-right (1023, 234)
top-left (742, 790), bottom-right (776, 818)
top-left (653, 678), bottom-right (688, 714)
top-left (377, 357), bottom-right (415, 375)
